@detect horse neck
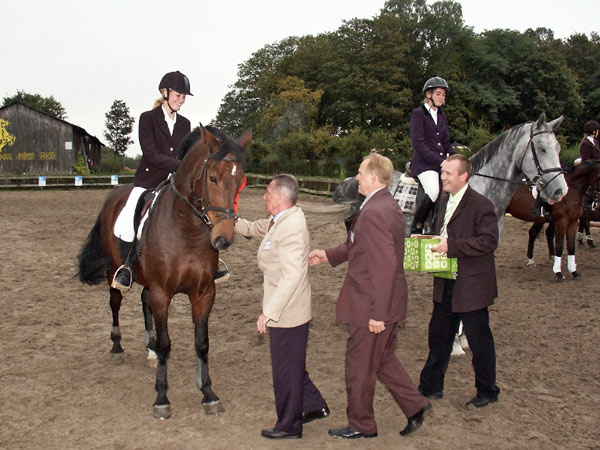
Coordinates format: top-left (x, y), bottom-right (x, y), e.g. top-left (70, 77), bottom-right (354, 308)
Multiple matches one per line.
top-left (469, 126), bottom-right (528, 217)
top-left (173, 146), bottom-right (209, 197)
top-left (567, 164), bottom-right (599, 199)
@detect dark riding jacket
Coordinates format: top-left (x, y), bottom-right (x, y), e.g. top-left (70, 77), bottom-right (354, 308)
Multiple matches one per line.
top-left (134, 105), bottom-right (191, 189)
top-left (580, 137), bottom-right (600, 162)
top-left (409, 104), bottom-right (455, 176)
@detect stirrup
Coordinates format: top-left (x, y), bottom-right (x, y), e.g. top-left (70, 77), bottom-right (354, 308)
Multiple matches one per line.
top-left (111, 265), bottom-right (133, 291)
top-left (214, 259), bottom-right (230, 284)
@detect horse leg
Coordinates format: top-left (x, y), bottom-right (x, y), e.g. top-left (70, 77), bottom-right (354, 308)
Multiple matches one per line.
top-left (527, 222), bottom-right (544, 265)
top-left (141, 287), bottom-right (157, 366)
top-left (584, 219), bottom-right (596, 250)
top-left (191, 289), bottom-right (224, 415)
top-left (545, 222), bottom-right (556, 259)
top-left (109, 287), bottom-right (124, 354)
top-left (577, 219), bottom-right (585, 247)
top-left (150, 289), bottom-right (172, 419)
top-left (567, 222), bottom-right (581, 280)
top-left (552, 225), bottom-right (566, 282)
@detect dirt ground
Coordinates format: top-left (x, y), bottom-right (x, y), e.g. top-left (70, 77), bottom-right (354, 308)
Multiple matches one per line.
top-left (1, 188), bottom-right (599, 450)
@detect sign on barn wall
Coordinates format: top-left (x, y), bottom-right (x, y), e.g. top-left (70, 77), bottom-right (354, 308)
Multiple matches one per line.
top-left (0, 119), bottom-right (16, 153)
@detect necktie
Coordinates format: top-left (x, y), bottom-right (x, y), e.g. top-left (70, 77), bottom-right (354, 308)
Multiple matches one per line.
top-left (268, 219), bottom-right (275, 231)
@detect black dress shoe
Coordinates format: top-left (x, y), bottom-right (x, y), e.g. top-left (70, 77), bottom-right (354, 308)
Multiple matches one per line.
top-left (328, 426), bottom-right (377, 439)
top-left (466, 393), bottom-right (498, 408)
top-left (400, 403), bottom-right (431, 436)
top-left (261, 428), bottom-right (302, 439)
top-left (418, 387), bottom-right (443, 399)
top-left (303, 406), bottom-right (330, 424)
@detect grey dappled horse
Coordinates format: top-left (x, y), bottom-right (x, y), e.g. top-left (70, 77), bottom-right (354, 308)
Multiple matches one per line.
top-left (334, 113), bottom-right (568, 237)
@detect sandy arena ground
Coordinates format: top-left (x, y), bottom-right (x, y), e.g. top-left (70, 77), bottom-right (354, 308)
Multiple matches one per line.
top-left (1, 188), bottom-right (599, 449)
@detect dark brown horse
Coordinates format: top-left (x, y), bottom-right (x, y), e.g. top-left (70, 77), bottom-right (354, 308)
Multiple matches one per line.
top-left (506, 160), bottom-right (600, 281)
top-left (78, 125), bottom-right (251, 418)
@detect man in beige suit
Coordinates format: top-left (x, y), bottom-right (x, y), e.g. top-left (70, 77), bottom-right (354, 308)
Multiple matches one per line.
top-left (235, 174), bottom-right (329, 440)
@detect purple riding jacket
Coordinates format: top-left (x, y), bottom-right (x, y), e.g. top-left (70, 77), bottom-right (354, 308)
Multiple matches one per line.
top-left (409, 105), bottom-right (455, 176)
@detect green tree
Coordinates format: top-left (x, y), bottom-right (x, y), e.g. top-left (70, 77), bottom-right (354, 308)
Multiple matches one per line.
top-left (104, 99), bottom-right (134, 156)
top-left (2, 90), bottom-right (67, 119)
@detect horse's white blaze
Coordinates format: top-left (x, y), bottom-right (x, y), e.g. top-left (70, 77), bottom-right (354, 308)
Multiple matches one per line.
top-left (231, 165), bottom-right (237, 176)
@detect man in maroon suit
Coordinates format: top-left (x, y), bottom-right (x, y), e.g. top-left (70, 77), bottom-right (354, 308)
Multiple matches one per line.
top-left (309, 153), bottom-right (430, 439)
top-left (418, 153), bottom-right (500, 408)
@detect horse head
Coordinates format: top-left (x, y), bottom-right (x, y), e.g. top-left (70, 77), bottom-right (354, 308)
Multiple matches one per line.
top-left (175, 124), bottom-right (252, 251)
top-left (519, 113), bottom-right (568, 205)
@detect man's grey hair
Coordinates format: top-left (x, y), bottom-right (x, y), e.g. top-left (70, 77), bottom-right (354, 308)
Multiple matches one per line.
top-left (272, 174), bottom-right (299, 205)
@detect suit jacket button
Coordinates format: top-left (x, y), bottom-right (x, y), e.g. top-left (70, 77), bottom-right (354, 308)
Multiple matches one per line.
top-left (170, 147), bottom-right (173, 152)
top-left (145, 168), bottom-right (149, 172)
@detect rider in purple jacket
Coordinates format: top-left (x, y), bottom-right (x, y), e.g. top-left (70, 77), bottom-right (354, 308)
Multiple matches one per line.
top-left (409, 77), bottom-right (455, 234)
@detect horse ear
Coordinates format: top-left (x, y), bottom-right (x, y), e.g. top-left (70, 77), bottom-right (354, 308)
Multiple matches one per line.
top-left (548, 115), bottom-right (565, 131)
top-left (535, 113), bottom-right (547, 129)
top-left (237, 128), bottom-right (253, 149)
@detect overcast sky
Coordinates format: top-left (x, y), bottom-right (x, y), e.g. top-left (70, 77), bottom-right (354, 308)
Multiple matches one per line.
top-left (2, 0), bottom-right (597, 156)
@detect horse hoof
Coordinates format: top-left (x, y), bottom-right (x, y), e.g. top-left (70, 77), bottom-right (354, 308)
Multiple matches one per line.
top-left (153, 404), bottom-right (172, 419)
top-left (555, 272), bottom-right (566, 282)
top-left (203, 400), bottom-right (225, 415)
top-left (526, 259), bottom-right (535, 266)
top-left (571, 271), bottom-right (582, 280)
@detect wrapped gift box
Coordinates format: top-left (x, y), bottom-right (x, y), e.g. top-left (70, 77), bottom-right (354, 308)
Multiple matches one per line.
top-left (404, 236), bottom-right (458, 273)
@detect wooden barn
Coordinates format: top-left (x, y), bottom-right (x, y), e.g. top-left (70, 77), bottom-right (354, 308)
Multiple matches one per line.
top-left (0, 102), bottom-right (104, 175)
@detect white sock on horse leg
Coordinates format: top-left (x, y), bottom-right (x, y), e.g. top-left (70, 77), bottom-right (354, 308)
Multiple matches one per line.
top-left (553, 256), bottom-right (562, 273)
top-left (567, 254), bottom-right (577, 273)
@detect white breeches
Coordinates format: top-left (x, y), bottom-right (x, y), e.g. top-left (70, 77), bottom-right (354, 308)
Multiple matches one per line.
top-left (113, 186), bottom-right (146, 242)
top-left (417, 170), bottom-right (441, 202)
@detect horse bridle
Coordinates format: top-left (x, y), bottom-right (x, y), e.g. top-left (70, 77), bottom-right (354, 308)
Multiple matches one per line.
top-left (170, 154), bottom-right (240, 228)
top-left (474, 124), bottom-right (564, 195)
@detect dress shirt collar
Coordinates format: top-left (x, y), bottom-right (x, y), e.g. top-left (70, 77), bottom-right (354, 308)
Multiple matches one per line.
top-left (273, 207), bottom-right (291, 223)
top-left (161, 104), bottom-right (177, 136)
top-left (424, 102), bottom-right (438, 125)
top-left (360, 186), bottom-right (385, 210)
top-left (587, 135), bottom-right (596, 145)
top-left (448, 183), bottom-right (468, 206)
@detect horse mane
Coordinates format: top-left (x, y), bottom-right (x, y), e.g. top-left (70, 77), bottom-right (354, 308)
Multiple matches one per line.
top-left (177, 128), bottom-right (202, 160)
top-left (177, 126), bottom-right (246, 170)
top-left (470, 123), bottom-right (526, 172)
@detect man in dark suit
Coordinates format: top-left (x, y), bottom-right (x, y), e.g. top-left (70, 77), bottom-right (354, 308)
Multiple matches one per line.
top-left (309, 153), bottom-right (430, 439)
top-left (418, 153), bottom-right (501, 408)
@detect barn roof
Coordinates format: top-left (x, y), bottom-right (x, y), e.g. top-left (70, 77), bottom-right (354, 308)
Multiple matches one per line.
top-left (0, 101), bottom-right (105, 147)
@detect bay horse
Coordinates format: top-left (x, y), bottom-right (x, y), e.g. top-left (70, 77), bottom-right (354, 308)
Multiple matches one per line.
top-left (506, 160), bottom-right (600, 280)
top-left (78, 125), bottom-right (251, 419)
top-left (334, 113), bottom-right (568, 236)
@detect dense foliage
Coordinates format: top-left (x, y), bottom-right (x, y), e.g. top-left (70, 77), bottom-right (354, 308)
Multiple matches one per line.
top-left (2, 90), bottom-right (67, 120)
top-left (214, 0), bottom-right (599, 177)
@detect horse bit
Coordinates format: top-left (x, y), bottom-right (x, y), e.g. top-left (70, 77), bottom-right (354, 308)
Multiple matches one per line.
top-left (170, 154), bottom-right (240, 228)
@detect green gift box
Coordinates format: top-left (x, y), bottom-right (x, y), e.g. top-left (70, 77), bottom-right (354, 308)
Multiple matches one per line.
top-left (404, 236), bottom-right (458, 274)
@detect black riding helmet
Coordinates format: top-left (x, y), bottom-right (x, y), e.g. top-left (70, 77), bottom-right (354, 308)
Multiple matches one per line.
top-left (423, 76), bottom-right (449, 93)
top-left (159, 71), bottom-right (193, 96)
top-left (583, 120), bottom-right (600, 135)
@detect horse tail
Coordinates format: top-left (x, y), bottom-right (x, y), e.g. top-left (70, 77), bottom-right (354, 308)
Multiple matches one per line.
top-left (78, 214), bottom-right (111, 285)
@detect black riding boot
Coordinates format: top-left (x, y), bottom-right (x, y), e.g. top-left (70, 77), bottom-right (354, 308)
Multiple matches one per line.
top-left (411, 194), bottom-right (435, 235)
top-left (111, 239), bottom-right (137, 291)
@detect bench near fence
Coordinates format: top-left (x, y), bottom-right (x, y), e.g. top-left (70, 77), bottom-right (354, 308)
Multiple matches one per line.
top-left (0, 174), bottom-right (341, 196)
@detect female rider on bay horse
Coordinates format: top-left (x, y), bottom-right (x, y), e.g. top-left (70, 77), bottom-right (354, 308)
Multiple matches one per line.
top-left (112, 71), bottom-right (195, 290)
top-left (409, 77), bottom-right (456, 234)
